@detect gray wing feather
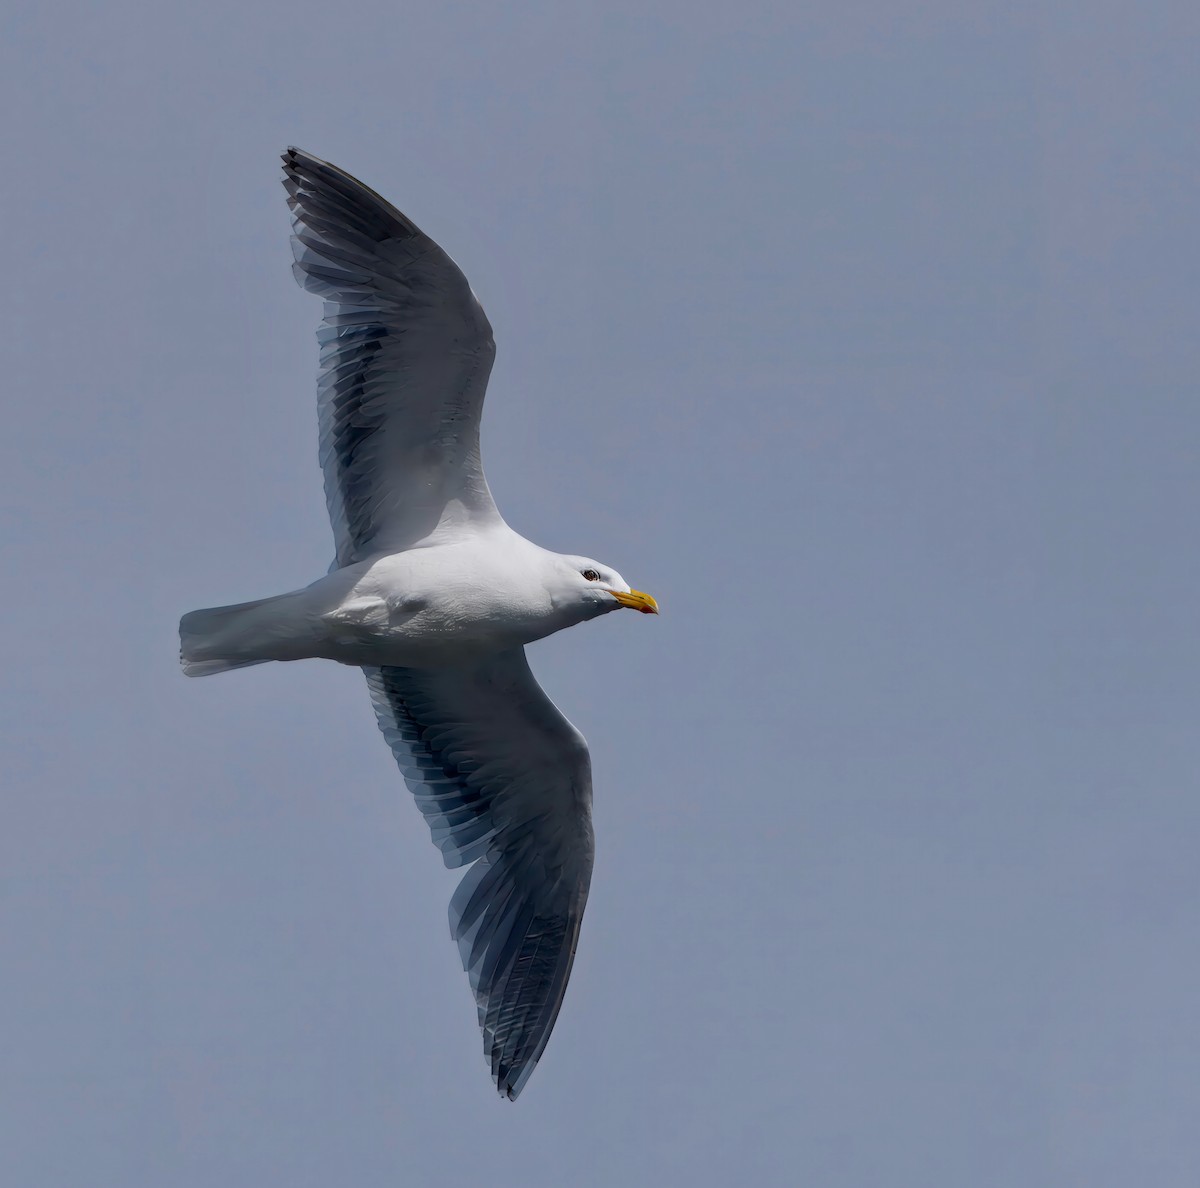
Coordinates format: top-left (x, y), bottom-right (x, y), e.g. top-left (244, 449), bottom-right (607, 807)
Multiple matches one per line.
top-left (364, 650), bottom-right (594, 1099)
top-left (283, 148), bottom-right (501, 566)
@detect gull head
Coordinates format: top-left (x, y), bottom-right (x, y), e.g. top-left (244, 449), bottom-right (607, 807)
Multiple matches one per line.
top-left (550, 554), bottom-right (659, 621)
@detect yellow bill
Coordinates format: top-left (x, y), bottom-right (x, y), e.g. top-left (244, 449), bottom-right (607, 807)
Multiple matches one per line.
top-left (609, 589), bottom-right (659, 614)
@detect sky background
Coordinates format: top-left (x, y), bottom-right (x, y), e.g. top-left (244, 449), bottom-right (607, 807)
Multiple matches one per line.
top-left (2, 2), bottom-right (1198, 1184)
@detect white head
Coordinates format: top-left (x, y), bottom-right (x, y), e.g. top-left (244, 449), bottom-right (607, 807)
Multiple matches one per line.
top-left (547, 553), bottom-right (659, 623)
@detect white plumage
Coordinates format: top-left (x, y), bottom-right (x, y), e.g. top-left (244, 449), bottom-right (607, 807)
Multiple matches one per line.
top-left (180, 148), bottom-right (657, 1099)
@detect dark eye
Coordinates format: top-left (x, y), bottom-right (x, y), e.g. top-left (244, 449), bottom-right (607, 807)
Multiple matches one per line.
top-left (581, 568), bottom-right (601, 582)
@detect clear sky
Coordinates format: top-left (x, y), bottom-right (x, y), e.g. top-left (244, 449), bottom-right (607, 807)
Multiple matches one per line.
top-left (2, 2), bottom-right (1198, 1184)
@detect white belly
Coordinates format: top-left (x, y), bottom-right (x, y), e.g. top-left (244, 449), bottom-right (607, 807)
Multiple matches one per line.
top-left (315, 591), bottom-right (533, 667)
top-left (300, 543), bottom-right (557, 667)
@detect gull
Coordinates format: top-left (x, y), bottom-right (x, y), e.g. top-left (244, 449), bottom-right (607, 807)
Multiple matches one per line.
top-left (179, 148), bottom-right (658, 1100)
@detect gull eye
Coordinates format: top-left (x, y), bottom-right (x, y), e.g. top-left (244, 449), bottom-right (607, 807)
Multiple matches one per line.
top-left (581, 568), bottom-right (601, 582)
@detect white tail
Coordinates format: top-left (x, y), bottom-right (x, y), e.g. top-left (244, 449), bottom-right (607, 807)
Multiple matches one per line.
top-left (179, 598), bottom-right (278, 677)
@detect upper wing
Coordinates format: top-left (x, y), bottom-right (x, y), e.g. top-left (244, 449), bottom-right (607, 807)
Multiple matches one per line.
top-left (363, 650), bottom-right (595, 1100)
top-left (283, 148), bottom-right (502, 566)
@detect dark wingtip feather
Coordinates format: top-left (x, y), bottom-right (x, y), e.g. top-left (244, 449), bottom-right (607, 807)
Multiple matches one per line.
top-left (281, 145), bottom-right (313, 178)
top-left (280, 147), bottom-right (420, 240)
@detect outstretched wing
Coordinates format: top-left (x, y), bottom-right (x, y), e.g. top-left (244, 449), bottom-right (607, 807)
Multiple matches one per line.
top-left (363, 650), bottom-right (594, 1099)
top-left (284, 148), bottom-right (502, 566)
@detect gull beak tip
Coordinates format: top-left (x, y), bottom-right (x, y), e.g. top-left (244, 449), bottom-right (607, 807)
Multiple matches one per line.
top-left (611, 589), bottom-right (659, 615)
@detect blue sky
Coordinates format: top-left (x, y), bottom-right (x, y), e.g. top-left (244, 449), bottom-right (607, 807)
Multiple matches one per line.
top-left (2, 2), bottom-right (1198, 1184)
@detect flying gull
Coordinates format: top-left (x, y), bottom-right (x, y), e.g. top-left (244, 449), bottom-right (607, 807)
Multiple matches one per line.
top-left (180, 148), bottom-right (658, 1099)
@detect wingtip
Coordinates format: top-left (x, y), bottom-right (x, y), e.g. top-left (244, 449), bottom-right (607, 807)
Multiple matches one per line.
top-left (282, 146), bottom-right (324, 174)
top-left (497, 1059), bottom-right (537, 1101)
top-left (277, 147), bottom-right (423, 241)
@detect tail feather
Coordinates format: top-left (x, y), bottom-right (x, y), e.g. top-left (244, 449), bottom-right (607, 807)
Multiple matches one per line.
top-left (179, 597), bottom-right (277, 677)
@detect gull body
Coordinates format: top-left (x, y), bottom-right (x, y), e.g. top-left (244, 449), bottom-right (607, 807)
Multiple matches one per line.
top-left (179, 148), bottom-right (657, 1100)
top-left (182, 532), bottom-right (641, 671)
